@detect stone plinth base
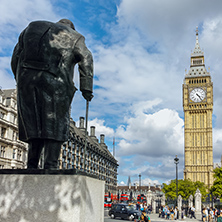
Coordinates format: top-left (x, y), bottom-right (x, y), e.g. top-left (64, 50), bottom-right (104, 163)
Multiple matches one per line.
top-left (195, 212), bottom-right (202, 220)
top-left (0, 169), bottom-right (105, 222)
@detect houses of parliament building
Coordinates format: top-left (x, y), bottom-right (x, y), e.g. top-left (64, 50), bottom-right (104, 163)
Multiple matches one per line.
top-left (0, 88), bottom-right (118, 193)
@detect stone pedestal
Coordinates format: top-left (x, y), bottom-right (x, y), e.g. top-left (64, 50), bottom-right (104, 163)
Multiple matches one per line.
top-left (195, 188), bottom-right (202, 220)
top-left (0, 169), bottom-right (104, 222)
top-left (178, 195), bottom-right (182, 218)
top-left (152, 198), bottom-right (156, 213)
top-left (147, 189), bottom-right (152, 205)
top-left (161, 194), bottom-right (166, 206)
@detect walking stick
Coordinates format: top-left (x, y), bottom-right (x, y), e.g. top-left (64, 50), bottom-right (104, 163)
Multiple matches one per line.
top-left (83, 100), bottom-right (89, 171)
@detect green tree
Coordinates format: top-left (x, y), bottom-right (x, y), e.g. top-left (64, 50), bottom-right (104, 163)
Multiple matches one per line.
top-left (194, 181), bottom-right (208, 200)
top-left (210, 167), bottom-right (222, 198)
top-left (162, 179), bottom-right (177, 199)
top-left (162, 179), bottom-right (207, 201)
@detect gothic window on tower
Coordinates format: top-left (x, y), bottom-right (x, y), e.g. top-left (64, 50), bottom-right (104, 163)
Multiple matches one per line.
top-left (195, 135), bottom-right (197, 147)
top-left (200, 135), bottom-right (202, 146)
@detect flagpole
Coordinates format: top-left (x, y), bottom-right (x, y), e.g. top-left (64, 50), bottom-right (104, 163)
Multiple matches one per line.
top-left (113, 137), bottom-right (115, 157)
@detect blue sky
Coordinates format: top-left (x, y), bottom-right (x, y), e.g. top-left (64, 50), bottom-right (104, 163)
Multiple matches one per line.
top-left (1, 0), bottom-right (222, 186)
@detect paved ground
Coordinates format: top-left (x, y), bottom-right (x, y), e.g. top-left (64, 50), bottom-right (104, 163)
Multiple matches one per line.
top-left (144, 213), bottom-right (201, 222)
top-left (104, 211), bottom-right (202, 222)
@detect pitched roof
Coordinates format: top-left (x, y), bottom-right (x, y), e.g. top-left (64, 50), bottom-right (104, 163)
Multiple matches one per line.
top-left (2, 89), bottom-right (16, 98)
top-left (69, 118), bottom-right (118, 164)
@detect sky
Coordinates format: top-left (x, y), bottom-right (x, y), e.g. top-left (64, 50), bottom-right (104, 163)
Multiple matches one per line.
top-left (1, 0), bottom-right (222, 186)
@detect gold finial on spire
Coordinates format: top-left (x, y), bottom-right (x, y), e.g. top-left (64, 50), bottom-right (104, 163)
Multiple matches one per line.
top-left (196, 26), bottom-right (198, 36)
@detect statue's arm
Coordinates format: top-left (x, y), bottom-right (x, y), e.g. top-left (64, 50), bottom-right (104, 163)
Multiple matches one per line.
top-left (11, 30), bottom-right (25, 79)
top-left (75, 36), bottom-right (93, 101)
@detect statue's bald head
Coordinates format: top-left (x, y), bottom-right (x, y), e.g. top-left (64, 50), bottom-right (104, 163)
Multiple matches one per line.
top-left (57, 19), bottom-right (75, 30)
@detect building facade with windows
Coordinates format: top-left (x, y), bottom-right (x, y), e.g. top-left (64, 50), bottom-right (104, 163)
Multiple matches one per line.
top-left (58, 117), bottom-right (118, 194)
top-left (0, 89), bottom-right (28, 169)
top-left (1, 88), bottom-right (118, 193)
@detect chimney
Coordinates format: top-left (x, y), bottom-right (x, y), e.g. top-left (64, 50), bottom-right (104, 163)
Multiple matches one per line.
top-left (79, 117), bottom-right (84, 128)
top-left (100, 134), bottom-right (105, 144)
top-left (69, 118), bottom-right (75, 126)
top-left (90, 126), bottom-right (95, 137)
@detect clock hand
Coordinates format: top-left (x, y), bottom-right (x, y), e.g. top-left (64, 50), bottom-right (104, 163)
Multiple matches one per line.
top-left (196, 93), bottom-right (201, 99)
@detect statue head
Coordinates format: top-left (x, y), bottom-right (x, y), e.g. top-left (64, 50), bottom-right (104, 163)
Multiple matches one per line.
top-left (57, 19), bottom-right (75, 30)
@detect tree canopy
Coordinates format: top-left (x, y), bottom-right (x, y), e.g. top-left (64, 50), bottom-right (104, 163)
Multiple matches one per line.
top-left (210, 167), bottom-right (222, 197)
top-left (162, 179), bottom-right (207, 201)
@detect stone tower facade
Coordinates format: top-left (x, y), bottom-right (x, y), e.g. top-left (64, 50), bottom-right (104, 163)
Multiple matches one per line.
top-left (183, 27), bottom-right (213, 188)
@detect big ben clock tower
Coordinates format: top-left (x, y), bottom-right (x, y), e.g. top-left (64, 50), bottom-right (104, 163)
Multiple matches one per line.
top-left (183, 27), bottom-right (213, 188)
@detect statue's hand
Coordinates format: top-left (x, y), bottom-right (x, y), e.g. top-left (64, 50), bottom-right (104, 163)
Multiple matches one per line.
top-left (82, 90), bottom-right (93, 101)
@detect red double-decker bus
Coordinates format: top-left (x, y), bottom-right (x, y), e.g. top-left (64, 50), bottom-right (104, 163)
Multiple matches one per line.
top-left (137, 194), bottom-right (147, 204)
top-left (119, 193), bottom-right (129, 202)
top-left (104, 193), bottom-right (112, 208)
top-left (104, 193), bottom-right (118, 208)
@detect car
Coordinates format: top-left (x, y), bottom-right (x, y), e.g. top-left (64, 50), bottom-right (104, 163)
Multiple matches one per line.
top-left (108, 203), bottom-right (141, 221)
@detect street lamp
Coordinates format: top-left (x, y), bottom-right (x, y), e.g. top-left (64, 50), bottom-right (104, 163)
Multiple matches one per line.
top-left (174, 155), bottom-right (179, 206)
top-left (139, 174), bottom-right (141, 201)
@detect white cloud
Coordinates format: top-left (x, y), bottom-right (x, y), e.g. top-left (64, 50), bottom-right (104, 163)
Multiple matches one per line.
top-left (116, 101), bottom-right (184, 157)
top-left (119, 181), bottom-right (126, 186)
top-left (88, 118), bottom-right (115, 138)
top-left (75, 117), bottom-right (114, 139)
top-left (213, 128), bottom-right (222, 162)
top-left (118, 154), bottom-right (184, 183)
top-left (113, 100), bottom-right (184, 182)
top-left (0, 0), bottom-right (60, 53)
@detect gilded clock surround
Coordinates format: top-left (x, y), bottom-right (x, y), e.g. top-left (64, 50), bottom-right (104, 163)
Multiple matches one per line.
top-left (183, 27), bottom-right (213, 189)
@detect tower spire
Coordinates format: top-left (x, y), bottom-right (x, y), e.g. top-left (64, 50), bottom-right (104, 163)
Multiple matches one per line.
top-left (185, 26), bottom-right (210, 77)
top-left (192, 26), bottom-right (203, 56)
top-left (127, 176), bottom-right (131, 187)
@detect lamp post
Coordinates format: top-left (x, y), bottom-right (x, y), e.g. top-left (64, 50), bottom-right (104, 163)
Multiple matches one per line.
top-left (139, 174), bottom-right (141, 201)
top-left (174, 155), bottom-right (179, 206)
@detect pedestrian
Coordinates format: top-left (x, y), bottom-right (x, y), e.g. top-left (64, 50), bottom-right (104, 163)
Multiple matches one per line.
top-left (181, 207), bottom-right (185, 220)
top-left (167, 207), bottom-right (170, 220)
top-left (209, 207), bottom-right (214, 222)
top-left (203, 208), bottom-right (207, 222)
top-left (216, 209), bottom-right (221, 222)
top-left (191, 206), bottom-right (196, 219)
top-left (218, 211), bottom-right (222, 222)
top-left (139, 210), bottom-right (150, 222)
top-left (162, 206), bottom-right (165, 218)
top-left (170, 207), bottom-right (174, 220)
top-left (189, 207), bottom-right (192, 218)
top-left (159, 208), bottom-right (162, 217)
top-left (174, 207), bottom-right (177, 220)
top-left (205, 207), bottom-right (209, 222)
top-left (136, 202), bottom-right (140, 211)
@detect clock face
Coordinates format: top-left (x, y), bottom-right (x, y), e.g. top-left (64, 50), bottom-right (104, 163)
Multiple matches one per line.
top-left (189, 88), bottom-right (206, 102)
